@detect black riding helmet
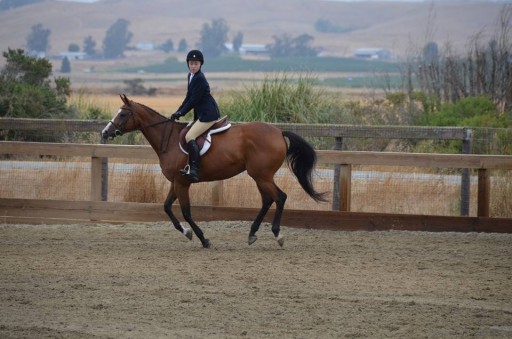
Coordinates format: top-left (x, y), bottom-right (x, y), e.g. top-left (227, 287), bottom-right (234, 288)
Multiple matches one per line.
top-left (186, 50), bottom-right (204, 65)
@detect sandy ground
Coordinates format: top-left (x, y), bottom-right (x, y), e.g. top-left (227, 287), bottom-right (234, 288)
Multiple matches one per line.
top-left (1, 222), bottom-right (511, 339)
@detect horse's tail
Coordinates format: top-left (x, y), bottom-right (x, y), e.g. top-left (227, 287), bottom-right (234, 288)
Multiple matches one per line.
top-left (283, 131), bottom-right (328, 203)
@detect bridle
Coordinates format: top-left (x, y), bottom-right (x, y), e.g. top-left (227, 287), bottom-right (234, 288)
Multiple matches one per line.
top-left (109, 104), bottom-right (173, 137)
top-left (108, 102), bottom-right (175, 153)
top-left (108, 106), bottom-right (133, 137)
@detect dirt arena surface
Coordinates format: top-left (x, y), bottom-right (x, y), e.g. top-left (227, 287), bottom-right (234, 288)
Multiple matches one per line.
top-left (1, 222), bottom-right (511, 338)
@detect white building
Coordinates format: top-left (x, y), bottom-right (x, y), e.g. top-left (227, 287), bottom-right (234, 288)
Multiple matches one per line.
top-left (354, 48), bottom-right (391, 60)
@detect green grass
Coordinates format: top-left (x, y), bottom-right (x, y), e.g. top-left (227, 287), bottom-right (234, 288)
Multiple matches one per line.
top-left (127, 56), bottom-right (401, 74)
top-left (218, 72), bottom-right (342, 123)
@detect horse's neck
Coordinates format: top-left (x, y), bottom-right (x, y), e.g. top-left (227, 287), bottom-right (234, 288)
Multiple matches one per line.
top-left (139, 118), bottom-right (182, 156)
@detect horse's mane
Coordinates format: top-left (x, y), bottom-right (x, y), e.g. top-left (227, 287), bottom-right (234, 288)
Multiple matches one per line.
top-left (132, 100), bottom-right (188, 126)
top-left (133, 101), bottom-right (167, 119)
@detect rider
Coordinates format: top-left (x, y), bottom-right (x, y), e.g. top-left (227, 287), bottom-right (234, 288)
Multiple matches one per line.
top-left (170, 50), bottom-right (221, 182)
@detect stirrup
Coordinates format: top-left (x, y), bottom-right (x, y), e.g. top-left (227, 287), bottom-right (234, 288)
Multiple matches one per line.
top-left (179, 164), bottom-right (191, 176)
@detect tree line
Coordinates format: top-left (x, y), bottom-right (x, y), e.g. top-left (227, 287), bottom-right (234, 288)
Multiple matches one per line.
top-left (24, 17), bottom-right (320, 61)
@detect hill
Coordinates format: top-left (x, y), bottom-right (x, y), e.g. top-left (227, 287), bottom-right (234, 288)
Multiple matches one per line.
top-left (0, 0), bottom-right (507, 60)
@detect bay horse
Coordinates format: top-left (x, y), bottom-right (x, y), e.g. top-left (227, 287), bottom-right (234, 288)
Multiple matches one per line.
top-left (102, 94), bottom-right (326, 248)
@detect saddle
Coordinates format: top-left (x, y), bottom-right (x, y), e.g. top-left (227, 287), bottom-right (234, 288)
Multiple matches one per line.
top-left (179, 116), bottom-right (231, 156)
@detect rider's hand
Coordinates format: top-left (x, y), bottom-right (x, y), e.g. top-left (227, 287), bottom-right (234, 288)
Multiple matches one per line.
top-left (170, 111), bottom-right (181, 120)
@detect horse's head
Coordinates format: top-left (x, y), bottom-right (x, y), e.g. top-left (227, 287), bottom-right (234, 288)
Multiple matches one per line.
top-left (101, 94), bottom-right (139, 140)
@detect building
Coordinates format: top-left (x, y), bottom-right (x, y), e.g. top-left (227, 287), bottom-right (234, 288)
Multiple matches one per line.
top-left (354, 48), bottom-right (391, 60)
top-left (224, 43), bottom-right (269, 55)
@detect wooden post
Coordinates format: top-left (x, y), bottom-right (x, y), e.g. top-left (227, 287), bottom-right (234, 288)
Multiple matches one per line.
top-left (91, 157), bottom-right (103, 201)
top-left (100, 138), bottom-right (108, 201)
top-left (477, 168), bottom-right (490, 217)
top-left (332, 137), bottom-right (343, 210)
top-left (211, 180), bottom-right (224, 206)
top-left (339, 164), bottom-right (352, 212)
top-left (460, 128), bottom-right (472, 216)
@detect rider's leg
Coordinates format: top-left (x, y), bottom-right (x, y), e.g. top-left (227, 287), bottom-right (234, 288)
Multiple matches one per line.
top-left (180, 120), bottom-right (216, 182)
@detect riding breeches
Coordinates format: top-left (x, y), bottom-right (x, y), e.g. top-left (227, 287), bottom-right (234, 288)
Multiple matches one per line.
top-left (185, 120), bottom-right (217, 143)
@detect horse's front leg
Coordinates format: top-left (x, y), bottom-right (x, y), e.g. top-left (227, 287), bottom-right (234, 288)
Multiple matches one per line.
top-left (164, 185), bottom-right (192, 240)
top-left (175, 182), bottom-right (211, 248)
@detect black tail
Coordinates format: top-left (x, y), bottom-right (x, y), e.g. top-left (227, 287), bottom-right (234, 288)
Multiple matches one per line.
top-left (283, 131), bottom-right (328, 203)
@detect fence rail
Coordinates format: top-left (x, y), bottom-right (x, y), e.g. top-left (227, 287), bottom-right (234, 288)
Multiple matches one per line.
top-left (0, 118), bottom-right (482, 213)
top-left (0, 118), bottom-right (470, 139)
top-left (1, 141), bottom-right (511, 232)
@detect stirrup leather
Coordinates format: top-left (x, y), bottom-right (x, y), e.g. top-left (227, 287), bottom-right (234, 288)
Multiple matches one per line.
top-left (179, 164), bottom-right (191, 175)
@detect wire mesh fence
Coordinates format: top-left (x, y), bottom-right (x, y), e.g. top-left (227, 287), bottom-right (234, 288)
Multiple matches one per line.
top-left (1, 155), bottom-right (511, 217)
top-left (1, 118), bottom-right (511, 217)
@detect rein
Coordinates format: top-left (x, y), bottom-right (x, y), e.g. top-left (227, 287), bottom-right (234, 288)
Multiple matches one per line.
top-left (131, 102), bottom-right (176, 154)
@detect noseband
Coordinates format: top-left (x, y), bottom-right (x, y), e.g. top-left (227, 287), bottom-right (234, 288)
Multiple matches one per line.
top-left (108, 106), bottom-right (134, 136)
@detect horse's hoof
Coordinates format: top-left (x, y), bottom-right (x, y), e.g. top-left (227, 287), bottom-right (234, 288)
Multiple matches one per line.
top-left (276, 234), bottom-right (284, 247)
top-left (248, 235), bottom-right (258, 245)
top-left (183, 228), bottom-right (193, 241)
top-left (202, 239), bottom-right (211, 248)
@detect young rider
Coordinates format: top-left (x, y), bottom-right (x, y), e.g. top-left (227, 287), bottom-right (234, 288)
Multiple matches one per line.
top-left (170, 50), bottom-right (221, 182)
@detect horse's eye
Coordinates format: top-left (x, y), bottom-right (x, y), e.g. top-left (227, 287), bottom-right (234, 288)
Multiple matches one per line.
top-left (119, 112), bottom-right (127, 118)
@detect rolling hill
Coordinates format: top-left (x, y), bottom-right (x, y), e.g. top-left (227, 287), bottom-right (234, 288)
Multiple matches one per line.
top-left (0, 0), bottom-right (508, 61)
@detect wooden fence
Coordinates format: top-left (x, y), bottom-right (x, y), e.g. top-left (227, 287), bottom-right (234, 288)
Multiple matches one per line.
top-left (1, 141), bottom-right (511, 233)
top-left (0, 118), bottom-right (477, 214)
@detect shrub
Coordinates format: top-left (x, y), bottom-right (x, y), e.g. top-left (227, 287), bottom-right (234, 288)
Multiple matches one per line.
top-left (218, 72), bottom-right (336, 123)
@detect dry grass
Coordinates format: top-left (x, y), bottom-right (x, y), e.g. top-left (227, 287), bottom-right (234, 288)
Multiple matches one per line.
top-left (1, 158), bottom-right (510, 217)
top-left (70, 92), bottom-right (184, 117)
top-left (491, 170), bottom-right (512, 218)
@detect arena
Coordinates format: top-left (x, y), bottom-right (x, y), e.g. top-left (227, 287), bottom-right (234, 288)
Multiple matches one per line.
top-left (1, 221), bottom-right (511, 338)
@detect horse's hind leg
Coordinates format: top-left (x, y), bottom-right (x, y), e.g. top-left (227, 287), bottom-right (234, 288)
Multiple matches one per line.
top-left (271, 186), bottom-right (287, 247)
top-left (248, 192), bottom-right (274, 245)
top-left (249, 180), bottom-right (287, 247)
top-left (164, 186), bottom-right (192, 240)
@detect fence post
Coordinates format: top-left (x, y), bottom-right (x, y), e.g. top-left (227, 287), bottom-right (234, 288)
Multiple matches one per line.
top-left (332, 137), bottom-right (343, 210)
top-left (91, 157), bottom-right (102, 201)
top-left (460, 128), bottom-right (472, 216)
top-left (477, 169), bottom-right (490, 217)
top-left (100, 138), bottom-right (108, 201)
top-left (339, 164), bottom-right (352, 212)
top-left (211, 180), bottom-right (224, 206)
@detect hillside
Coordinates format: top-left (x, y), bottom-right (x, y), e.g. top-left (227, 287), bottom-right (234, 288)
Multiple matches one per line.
top-left (0, 0), bottom-right (507, 60)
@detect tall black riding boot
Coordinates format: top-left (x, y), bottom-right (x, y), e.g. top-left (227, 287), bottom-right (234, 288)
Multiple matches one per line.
top-left (180, 140), bottom-right (200, 182)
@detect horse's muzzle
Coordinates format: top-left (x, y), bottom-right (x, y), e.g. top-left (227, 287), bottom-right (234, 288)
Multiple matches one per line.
top-left (101, 123), bottom-right (121, 140)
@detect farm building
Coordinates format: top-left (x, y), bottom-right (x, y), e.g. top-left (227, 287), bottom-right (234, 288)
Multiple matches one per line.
top-left (354, 48), bottom-right (391, 59)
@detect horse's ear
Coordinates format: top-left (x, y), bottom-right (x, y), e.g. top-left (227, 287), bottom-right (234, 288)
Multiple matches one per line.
top-left (120, 94), bottom-right (129, 104)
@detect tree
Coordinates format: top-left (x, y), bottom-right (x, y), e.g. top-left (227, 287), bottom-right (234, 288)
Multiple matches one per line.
top-left (178, 38), bottom-right (188, 52)
top-left (26, 23), bottom-right (51, 54)
top-left (267, 33), bottom-right (319, 58)
top-left (60, 56), bottom-right (71, 73)
top-left (159, 38), bottom-right (174, 53)
top-left (102, 19), bottom-right (133, 59)
top-left (0, 48), bottom-right (71, 121)
top-left (68, 43), bottom-right (80, 52)
top-left (123, 78), bottom-right (157, 96)
top-left (83, 36), bottom-right (97, 56)
top-left (198, 18), bottom-right (229, 58)
top-left (233, 31), bottom-right (243, 53)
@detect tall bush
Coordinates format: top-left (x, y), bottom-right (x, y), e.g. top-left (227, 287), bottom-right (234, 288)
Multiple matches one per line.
top-left (219, 72), bottom-right (335, 123)
top-left (0, 48), bottom-right (71, 119)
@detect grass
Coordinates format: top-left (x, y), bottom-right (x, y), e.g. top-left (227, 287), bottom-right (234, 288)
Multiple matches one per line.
top-left (133, 56), bottom-right (401, 74)
top-left (3, 157), bottom-right (510, 217)
top-left (219, 72), bottom-right (341, 123)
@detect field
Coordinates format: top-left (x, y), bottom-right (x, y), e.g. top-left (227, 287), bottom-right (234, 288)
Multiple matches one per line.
top-left (1, 222), bottom-right (511, 338)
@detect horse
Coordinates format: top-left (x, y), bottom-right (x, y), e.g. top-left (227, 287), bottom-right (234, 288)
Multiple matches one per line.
top-left (101, 94), bottom-right (327, 248)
